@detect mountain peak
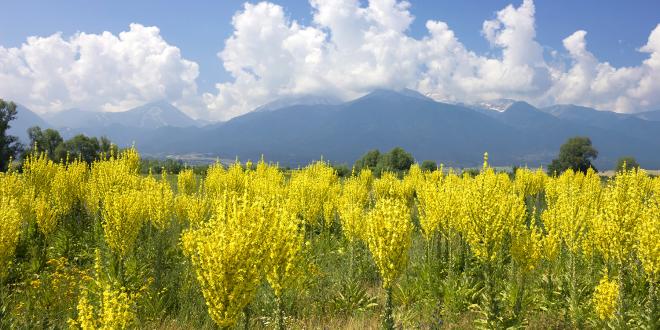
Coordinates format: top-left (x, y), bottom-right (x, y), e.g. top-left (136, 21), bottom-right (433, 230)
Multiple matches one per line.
top-left (254, 94), bottom-right (342, 113)
top-left (354, 88), bottom-right (435, 103)
top-left (504, 101), bottom-right (538, 113)
top-left (472, 99), bottom-right (518, 112)
top-left (124, 101), bottom-right (197, 128)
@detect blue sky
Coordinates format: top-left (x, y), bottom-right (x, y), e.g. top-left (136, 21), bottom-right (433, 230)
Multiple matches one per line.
top-left (1, 0), bottom-right (659, 119)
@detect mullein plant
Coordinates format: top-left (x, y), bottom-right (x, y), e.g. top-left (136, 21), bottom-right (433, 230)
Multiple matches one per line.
top-left (181, 190), bottom-right (272, 328)
top-left (364, 197), bottom-right (413, 330)
top-left (286, 160), bottom-right (340, 230)
top-left (458, 154), bottom-right (527, 327)
top-left (541, 168), bottom-right (602, 326)
top-left (69, 250), bottom-right (142, 330)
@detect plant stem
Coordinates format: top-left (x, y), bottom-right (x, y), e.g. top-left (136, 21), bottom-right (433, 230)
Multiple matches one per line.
top-left (243, 304), bottom-right (251, 330)
top-left (276, 295), bottom-right (285, 330)
top-left (384, 286), bottom-right (395, 330)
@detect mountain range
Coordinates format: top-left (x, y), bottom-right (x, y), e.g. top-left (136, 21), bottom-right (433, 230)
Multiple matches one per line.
top-left (7, 90), bottom-right (660, 169)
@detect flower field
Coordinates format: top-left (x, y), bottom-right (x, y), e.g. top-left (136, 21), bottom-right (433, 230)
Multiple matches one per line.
top-left (0, 149), bottom-right (658, 329)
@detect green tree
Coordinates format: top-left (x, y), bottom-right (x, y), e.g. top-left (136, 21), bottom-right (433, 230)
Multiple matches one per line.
top-left (54, 134), bottom-right (115, 164)
top-left (420, 160), bottom-right (437, 172)
top-left (0, 99), bottom-right (22, 171)
top-left (55, 134), bottom-right (100, 163)
top-left (354, 147), bottom-right (415, 175)
top-left (615, 156), bottom-right (640, 172)
top-left (332, 163), bottom-right (351, 177)
top-left (26, 126), bottom-right (64, 160)
top-left (547, 136), bottom-right (598, 175)
top-left (380, 147), bottom-right (414, 172)
top-left (354, 149), bottom-right (381, 172)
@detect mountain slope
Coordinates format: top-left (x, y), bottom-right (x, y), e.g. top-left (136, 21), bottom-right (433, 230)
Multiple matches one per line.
top-left (114, 101), bottom-right (198, 128)
top-left (44, 101), bottom-right (198, 130)
top-left (254, 95), bottom-right (342, 113)
top-left (26, 91), bottom-right (660, 169)
top-left (542, 104), bottom-right (660, 142)
top-left (136, 91), bottom-right (660, 168)
top-left (8, 105), bottom-right (50, 144)
top-left (635, 110), bottom-right (660, 121)
top-left (140, 90), bottom-right (537, 167)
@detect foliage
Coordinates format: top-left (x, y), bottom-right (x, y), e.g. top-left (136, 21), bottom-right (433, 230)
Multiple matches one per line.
top-left (548, 136), bottom-right (598, 175)
top-left (615, 156), bottom-right (640, 172)
top-left (0, 99), bottom-right (23, 171)
top-left (25, 126), bottom-right (64, 161)
top-left (354, 147), bottom-right (415, 175)
top-left (23, 126), bottom-right (116, 164)
top-left (420, 160), bottom-right (437, 172)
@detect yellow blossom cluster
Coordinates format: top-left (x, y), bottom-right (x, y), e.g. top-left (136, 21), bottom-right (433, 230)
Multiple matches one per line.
top-left (177, 168), bottom-right (197, 195)
top-left (459, 167), bottom-right (526, 263)
top-left (592, 274), bottom-right (620, 320)
top-left (513, 167), bottom-right (547, 198)
top-left (337, 169), bottom-right (372, 242)
top-left (0, 195), bottom-right (22, 277)
top-left (416, 170), bottom-right (462, 241)
top-left (181, 192), bottom-right (274, 327)
top-left (542, 169), bottom-right (602, 257)
top-left (287, 161), bottom-right (340, 228)
top-left (70, 251), bottom-right (139, 330)
top-left (590, 168), bottom-right (654, 266)
top-left (364, 197), bottom-right (413, 289)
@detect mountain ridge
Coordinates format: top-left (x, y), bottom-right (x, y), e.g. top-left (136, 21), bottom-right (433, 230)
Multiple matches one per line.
top-left (9, 91), bottom-right (660, 168)
top-left (44, 100), bottom-right (201, 130)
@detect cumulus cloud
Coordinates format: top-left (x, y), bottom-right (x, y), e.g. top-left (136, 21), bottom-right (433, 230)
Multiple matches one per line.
top-left (0, 24), bottom-right (200, 116)
top-left (2, 1), bottom-right (659, 120)
top-left (204, 0), bottom-right (660, 120)
top-left (547, 27), bottom-right (660, 113)
top-left (203, 0), bottom-right (424, 119)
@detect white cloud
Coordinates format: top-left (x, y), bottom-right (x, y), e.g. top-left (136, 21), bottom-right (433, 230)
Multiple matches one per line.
top-left (2, 1), bottom-right (659, 121)
top-left (0, 24), bottom-right (200, 117)
top-left (547, 27), bottom-right (660, 113)
top-left (204, 0), bottom-right (424, 119)
top-left (204, 0), bottom-right (660, 120)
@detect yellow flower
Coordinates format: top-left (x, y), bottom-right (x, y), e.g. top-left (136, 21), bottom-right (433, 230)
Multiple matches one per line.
top-left (181, 192), bottom-right (271, 327)
top-left (0, 198), bottom-right (21, 277)
top-left (33, 194), bottom-right (61, 236)
top-left (100, 285), bottom-right (138, 329)
top-left (510, 221), bottom-right (543, 272)
top-left (373, 172), bottom-right (414, 205)
top-left (101, 190), bottom-right (145, 257)
top-left (592, 274), bottom-right (619, 320)
top-left (542, 169), bottom-right (601, 257)
top-left (266, 198), bottom-right (304, 298)
top-left (142, 174), bottom-right (174, 230)
top-left (590, 167), bottom-right (651, 265)
top-left (337, 169), bottom-right (372, 242)
top-left (177, 168), bottom-right (197, 195)
top-left (287, 161), bottom-right (339, 229)
top-left (513, 167), bottom-right (547, 198)
top-left (416, 170), bottom-right (462, 241)
top-left (636, 178), bottom-right (659, 279)
top-left (86, 148), bottom-right (141, 216)
top-left (459, 167), bottom-right (526, 263)
top-left (364, 197), bottom-right (413, 289)
top-left (73, 290), bottom-right (97, 330)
